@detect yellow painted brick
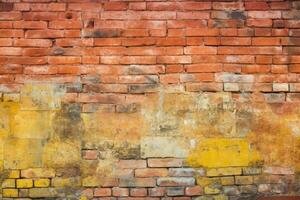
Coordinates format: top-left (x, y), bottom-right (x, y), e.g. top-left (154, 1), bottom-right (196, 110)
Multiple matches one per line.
top-left (9, 170), bottom-right (20, 178)
top-left (235, 176), bottom-right (253, 185)
top-left (196, 177), bottom-right (220, 186)
top-left (206, 167), bottom-right (242, 177)
top-left (2, 188), bottom-right (18, 197)
top-left (34, 179), bottom-right (50, 188)
top-left (17, 179), bottom-right (33, 188)
top-left (221, 177), bottom-right (234, 186)
top-left (204, 186), bottom-right (221, 195)
top-left (2, 179), bottom-right (16, 188)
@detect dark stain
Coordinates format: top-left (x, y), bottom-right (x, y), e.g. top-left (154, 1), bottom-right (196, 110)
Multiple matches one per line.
top-left (113, 143), bottom-right (141, 159)
top-left (228, 11), bottom-right (246, 20)
top-left (52, 103), bottom-right (84, 140)
top-left (83, 29), bottom-right (121, 38)
top-left (0, 3), bottom-right (13, 11)
top-left (65, 13), bottom-right (73, 19)
top-left (56, 165), bottom-right (81, 178)
top-left (65, 83), bottom-right (82, 93)
top-left (128, 84), bottom-right (158, 94)
top-left (116, 103), bottom-right (140, 113)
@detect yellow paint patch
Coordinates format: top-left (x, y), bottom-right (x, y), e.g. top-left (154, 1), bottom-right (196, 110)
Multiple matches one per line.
top-left (187, 138), bottom-right (261, 168)
top-left (12, 111), bottom-right (53, 139)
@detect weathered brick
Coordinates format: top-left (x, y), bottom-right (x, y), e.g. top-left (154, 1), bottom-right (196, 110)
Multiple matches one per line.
top-left (157, 177), bottom-right (195, 186)
top-left (135, 168), bottom-right (168, 177)
top-left (130, 188), bottom-right (147, 196)
top-left (185, 186), bottom-right (203, 196)
top-left (112, 187), bottom-right (129, 197)
top-left (94, 188), bottom-right (112, 197)
top-left (148, 158), bottom-right (183, 168)
top-left (119, 178), bottom-right (156, 187)
top-left (235, 176), bottom-right (253, 185)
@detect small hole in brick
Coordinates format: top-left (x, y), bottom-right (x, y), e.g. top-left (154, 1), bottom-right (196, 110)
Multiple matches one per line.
top-left (65, 13), bottom-right (73, 19)
top-left (86, 20), bottom-right (95, 28)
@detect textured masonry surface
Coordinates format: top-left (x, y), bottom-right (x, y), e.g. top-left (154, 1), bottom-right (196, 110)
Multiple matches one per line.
top-left (0, 1), bottom-right (300, 200)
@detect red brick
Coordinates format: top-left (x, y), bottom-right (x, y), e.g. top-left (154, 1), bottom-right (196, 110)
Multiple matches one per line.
top-left (180, 73), bottom-right (214, 82)
top-left (49, 20), bottom-right (82, 29)
top-left (246, 19), bottom-right (273, 27)
top-left (213, 2), bottom-right (243, 10)
top-left (185, 186), bottom-right (203, 196)
top-left (186, 28), bottom-right (219, 36)
top-left (168, 20), bottom-right (207, 29)
top-left (23, 12), bottom-right (58, 21)
top-left (24, 66), bottom-right (57, 75)
top-left (248, 11), bottom-right (281, 19)
top-left (122, 29), bottom-right (148, 37)
top-left (160, 74), bottom-right (180, 84)
top-left (186, 83), bottom-right (223, 92)
top-left (184, 46), bottom-right (217, 55)
top-left (14, 21), bottom-right (47, 29)
top-left (30, 3), bottom-right (66, 11)
top-left (94, 188), bottom-right (112, 197)
top-left (242, 65), bottom-right (271, 74)
top-left (25, 30), bottom-right (64, 39)
top-left (122, 38), bottom-right (156, 46)
top-left (95, 38), bottom-right (122, 46)
top-left (149, 188), bottom-right (165, 197)
top-left (156, 38), bottom-right (185, 46)
top-left (177, 12), bottom-right (209, 20)
top-left (157, 56), bottom-right (190, 64)
top-left (56, 39), bottom-right (93, 47)
top-left (289, 64), bottom-right (300, 73)
top-left (256, 56), bottom-right (272, 64)
top-left (119, 178), bottom-right (156, 188)
top-left (186, 64), bottom-right (222, 73)
top-left (0, 3), bottom-right (13, 11)
top-left (168, 29), bottom-right (185, 37)
top-left (129, 2), bottom-right (146, 11)
top-left (0, 47), bottom-right (22, 56)
top-left (0, 29), bottom-right (23, 37)
top-left (0, 38), bottom-right (13, 47)
top-left (68, 3), bottom-right (102, 11)
top-left (252, 37), bottom-right (281, 46)
top-left (82, 56), bottom-right (99, 64)
top-left (166, 65), bottom-right (184, 73)
top-left (48, 57), bottom-right (80, 65)
top-left (135, 168), bottom-right (168, 177)
top-left (218, 47), bottom-right (282, 55)
top-left (0, 12), bottom-right (22, 20)
top-left (220, 37), bottom-right (251, 46)
top-left (147, 2), bottom-right (211, 11)
top-left (112, 187), bottom-right (129, 197)
top-left (271, 65), bottom-right (288, 74)
top-left (94, 20), bottom-right (125, 29)
top-left (14, 39), bottom-right (52, 47)
top-left (148, 158), bottom-right (183, 168)
top-left (0, 64), bottom-right (22, 74)
top-left (245, 2), bottom-right (269, 10)
top-left (130, 188), bottom-right (147, 197)
top-left (104, 2), bottom-right (128, 11)
top-left (270, 2), bottom-right (291, 10)
top-left (120, 56), bottom-right (156, 64)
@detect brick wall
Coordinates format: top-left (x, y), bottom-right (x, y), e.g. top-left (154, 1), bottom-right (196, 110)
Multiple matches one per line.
top-left (0, 0), bottom-right (300, 200)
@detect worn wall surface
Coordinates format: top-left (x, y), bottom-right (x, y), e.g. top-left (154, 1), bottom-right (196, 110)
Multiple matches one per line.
top-left (0, 0), bottom-right (300, 200)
